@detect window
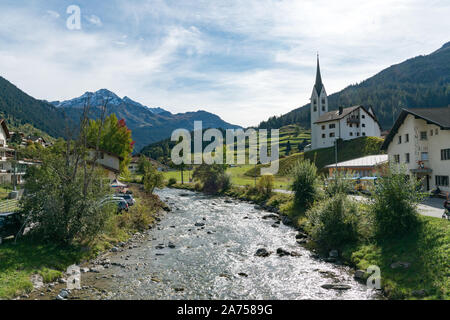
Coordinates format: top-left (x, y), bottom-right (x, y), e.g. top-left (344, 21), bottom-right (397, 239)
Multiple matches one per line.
top-left (350, 132), bottom-right (353, 136)
top-left (436, 129), bottom-right (439, 135)
top-left (322, 99), bottom-right (325, 104)
top-left (322, 106), bottom-right (325, 111)
top-left (329, 132), bottom-right (335, 137)
top-left (321, 125), bottom-right (325, 130)
top-left (356, 132), bottom-right (360, 136)
top-left (430, 129), bottom-right (434, 136)
top-left (436, 175), bottom-right (449, 187)
top-left (362, 115), bottom-right (365, 119)
top-left (362, 123), bottom-right (366, 127)
top-left (394, 155), bottom-right (400, 163)
top-left (405, 134), bottom-right (409, 142)
top-left (398, 135), bottom-right (402, 144)
top-left (314, 106), bottom-right (317, 112)
top-left (405, 153), bottom-right (410, 163)
top-left (314, 99), bottom-right (317, 104)
top-left (421, 152), bottom-right (429, 161)
top-left (441, 149), bottom-right (450, 160)
top-left (329, 123), bottom-right (336, 129)
top-left (362, 132), bottom-right (366, 136)
top-left (420, 131), bottom-right (427, 140)
top-left (322, 134), bottom-right (326, 138)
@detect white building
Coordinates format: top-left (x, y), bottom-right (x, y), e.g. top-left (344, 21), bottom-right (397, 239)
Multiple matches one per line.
top-left (309, 57), bottom-right (382, 150)
top-left (381, 107), bottom-right (450, 193)
top-left (88, 149), bottom-right (122, 181)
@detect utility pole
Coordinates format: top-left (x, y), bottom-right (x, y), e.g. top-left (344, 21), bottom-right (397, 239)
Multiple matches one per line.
top-left (334, 138), bottom-right (338, 179)
top-left (254, 163), bottom-right (257, 187)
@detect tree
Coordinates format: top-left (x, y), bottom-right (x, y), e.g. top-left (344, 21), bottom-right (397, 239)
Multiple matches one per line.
top-left (142, 164), bottom-right (164, 194)
top-left (140, 157), bottom-right (164, 193)
top-left (86, 114), bottom-right (134, 174)
top-left (193, 164), bottom-right (230, 194)
top-left (285, 140), bottom-right (291, 155)
top-left (20, 99), bottom-right (112, 244)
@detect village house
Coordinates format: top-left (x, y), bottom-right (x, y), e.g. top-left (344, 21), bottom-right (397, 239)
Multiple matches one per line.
top-left (0, 120), bottom-right (42, 185)
top-left (325, 154), bottom-right (389, 178)
top-left (308, 56), bottom-right (382, 150)
top-left (381, 107), bottom-right (450, 193)
top-left (88, 149), bottom-right (122, 181)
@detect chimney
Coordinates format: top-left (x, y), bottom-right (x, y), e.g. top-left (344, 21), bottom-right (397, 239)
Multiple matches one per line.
top-left (339, 107), bottom-right (343, 115)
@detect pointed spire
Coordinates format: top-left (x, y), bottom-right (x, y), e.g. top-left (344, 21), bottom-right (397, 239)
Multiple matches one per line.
top-left (314, 53), bottom-right (323, 95)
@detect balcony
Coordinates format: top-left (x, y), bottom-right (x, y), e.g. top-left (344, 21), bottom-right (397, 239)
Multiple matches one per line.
top-left (347, 116), bottom-right (360, 125)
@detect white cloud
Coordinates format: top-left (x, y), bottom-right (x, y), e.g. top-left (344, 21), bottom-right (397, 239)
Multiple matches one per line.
top-left (85, 14), bottom-right (102, 27)
top-left (0, 1), bottom-right (449, 128)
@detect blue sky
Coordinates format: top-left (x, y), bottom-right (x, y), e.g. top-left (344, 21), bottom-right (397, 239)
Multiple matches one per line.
top-left (0, 0), bottom-right (449, 127)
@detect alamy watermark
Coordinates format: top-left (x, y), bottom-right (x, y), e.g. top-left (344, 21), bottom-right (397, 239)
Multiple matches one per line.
top-left (170, 121), bottom-right (279, 175)
top-left (66, 5), bottom-right (81, 30)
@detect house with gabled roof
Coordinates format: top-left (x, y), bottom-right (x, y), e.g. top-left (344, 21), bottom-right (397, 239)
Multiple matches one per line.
top-left (381, 107), bottom-right (450, 193)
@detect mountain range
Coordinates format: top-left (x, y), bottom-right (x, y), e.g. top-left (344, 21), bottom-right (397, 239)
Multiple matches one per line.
top-left (0, 77), bottom-right (240, 153)
top-left (258, 41), bottom-right (450, 131)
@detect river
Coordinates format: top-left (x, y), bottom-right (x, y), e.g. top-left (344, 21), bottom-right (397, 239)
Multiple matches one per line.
top-left (32, 188), bottom-right (380, 300)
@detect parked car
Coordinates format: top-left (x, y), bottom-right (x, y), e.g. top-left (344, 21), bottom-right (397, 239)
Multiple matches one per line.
top-left (99, 196), bottom-right (129, 213)
top-left (116, 193), bottom-right (136, 206)
top-left (0, 212), bottom-right (22, 244)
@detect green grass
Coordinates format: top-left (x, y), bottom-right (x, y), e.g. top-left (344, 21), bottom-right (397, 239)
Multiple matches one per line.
top-left (161, 165), bottom-right (293, 190)
top-left (341, 216), bottom-right (450, 299)
top-left (0, 184), bottom-right (163, 299)
top-left (0, 239), bottom-right (88, 299)
top-left (244, 152), bottom-right (304, 178)
top-left (304, 136), bottom-right (384, 170)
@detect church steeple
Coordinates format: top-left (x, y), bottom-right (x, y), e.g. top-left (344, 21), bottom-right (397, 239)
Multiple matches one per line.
top-left (314, 54), bottom-right (323, 95)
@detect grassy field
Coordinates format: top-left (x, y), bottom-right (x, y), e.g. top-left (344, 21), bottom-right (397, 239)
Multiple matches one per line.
top-left (161, 165), bottom-right (293, 190)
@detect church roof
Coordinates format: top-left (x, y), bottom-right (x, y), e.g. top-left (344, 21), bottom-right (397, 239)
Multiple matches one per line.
top-left (314, 105), bottom-right (382, 128)
top-left (314, 55), bottom-right (324, 95)
top-left (314, 105), bottom-right (360, 123)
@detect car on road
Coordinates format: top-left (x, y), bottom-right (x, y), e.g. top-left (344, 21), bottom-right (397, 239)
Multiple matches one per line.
top-left (0, 212), bottom-right (22, 244)
top-left (116, 193), bottom-right (136, 206)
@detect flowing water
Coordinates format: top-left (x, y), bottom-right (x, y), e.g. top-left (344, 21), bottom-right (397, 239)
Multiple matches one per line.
top-left (78, 188), bottom-right (379, 300)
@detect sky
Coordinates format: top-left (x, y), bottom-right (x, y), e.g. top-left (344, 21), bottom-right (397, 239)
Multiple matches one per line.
top-left (0, 0), bottom-right (449, 127)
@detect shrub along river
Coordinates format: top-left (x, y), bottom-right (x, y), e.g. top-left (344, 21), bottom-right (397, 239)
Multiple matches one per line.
top-left (32, 188), bottom-right (381, 300)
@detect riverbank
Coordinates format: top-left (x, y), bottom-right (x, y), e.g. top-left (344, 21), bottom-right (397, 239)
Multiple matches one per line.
top-left (0, 184), bottom-right (167, 300)
top-left (171, 183), bottom-right (450, 300)
top-left (26, 187), bottom-right (378, 300)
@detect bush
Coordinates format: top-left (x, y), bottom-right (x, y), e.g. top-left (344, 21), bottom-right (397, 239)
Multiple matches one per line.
top-left (371, 165), bottom-right (423, 238)
top-left (257, 175), bottom-right (274, 199)
top-left (306, 194), bottom-right (360, 249)
top-left (325, 171), bottom-right (355, 196)
top-left (193, 164), bottom-right (231, 194)
top-left (167, 177), bottom-right (177, 186)
top-left (290, 160), bottom-right (321, 213)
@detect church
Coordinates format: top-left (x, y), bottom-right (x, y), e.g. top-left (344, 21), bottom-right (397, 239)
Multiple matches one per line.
top-left (308, 56), bottom-right (382, 150)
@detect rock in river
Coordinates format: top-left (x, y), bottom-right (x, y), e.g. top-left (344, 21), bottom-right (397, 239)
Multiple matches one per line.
top-left (276, 248), bottom-right (291, 257)
top-left (321, 284), bottom-right (351, 290)
top-left (255, 248), bottom-right (271, 257)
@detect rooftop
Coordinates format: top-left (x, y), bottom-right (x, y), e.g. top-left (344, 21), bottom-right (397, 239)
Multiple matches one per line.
top-left (325, 154), bottom-right (388, 168)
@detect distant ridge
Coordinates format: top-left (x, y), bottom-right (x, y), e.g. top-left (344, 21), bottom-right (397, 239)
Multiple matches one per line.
top-left (259, 41), bottom-right (450, 130)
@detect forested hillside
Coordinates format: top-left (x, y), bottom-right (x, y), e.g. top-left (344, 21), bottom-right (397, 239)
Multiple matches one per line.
top-left (259, 42), bottom-right (450, 130)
